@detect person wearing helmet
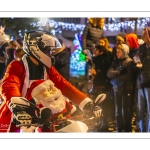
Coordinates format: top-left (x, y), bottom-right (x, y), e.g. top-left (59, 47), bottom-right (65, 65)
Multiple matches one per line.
top-left (0, 30), bottom-right (102, 132)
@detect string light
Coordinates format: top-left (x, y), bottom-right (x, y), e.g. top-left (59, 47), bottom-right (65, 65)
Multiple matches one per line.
top-left (34, 18), bottom-right (150, 33)
top-left (17, 18), bottom-right (150, 38)
top-left (40, 18), bottom-right (48, 26)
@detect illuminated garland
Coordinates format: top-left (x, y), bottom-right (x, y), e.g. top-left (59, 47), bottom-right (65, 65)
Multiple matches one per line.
top-left (15, 18), bottom-right (150, 38)
top-left (30, 17), bottom-right (150, 33)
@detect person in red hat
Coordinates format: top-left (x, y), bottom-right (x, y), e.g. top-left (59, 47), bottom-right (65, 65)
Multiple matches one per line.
top-left (0, 30), bottom-right (102, 132)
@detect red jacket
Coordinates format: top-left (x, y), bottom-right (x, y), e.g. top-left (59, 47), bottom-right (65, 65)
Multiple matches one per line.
top-left (0, 59), bottom-right (91, 132)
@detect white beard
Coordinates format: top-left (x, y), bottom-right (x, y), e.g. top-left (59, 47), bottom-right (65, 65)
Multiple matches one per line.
top-left (35, 88), bottom-right (66, 114)
top-left (46, 95), bottom-right (66, 114)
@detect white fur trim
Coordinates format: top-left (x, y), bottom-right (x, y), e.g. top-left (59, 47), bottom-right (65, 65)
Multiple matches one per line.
top-left (65, 97), bottom-right (70, 102)
top-left (70, 105), bottom-right (77, 114)
top-left (31, 80), bottom-right (54, 98)
top-left (21, 55), bottom-right (30, 97)
top-left (95, 94), bottom-right (106, 104)
top-left (79, 97), bottom-right (92, 111)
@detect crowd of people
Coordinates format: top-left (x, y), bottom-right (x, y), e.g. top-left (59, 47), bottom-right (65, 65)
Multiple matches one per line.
top-left (0, 18), bottom-right (150, 133)
top-left (81, 18), bottom-right (150, 132)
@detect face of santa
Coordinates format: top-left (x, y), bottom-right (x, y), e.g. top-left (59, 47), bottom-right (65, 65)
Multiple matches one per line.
top-left (34, 85), bottom-right (66, 114)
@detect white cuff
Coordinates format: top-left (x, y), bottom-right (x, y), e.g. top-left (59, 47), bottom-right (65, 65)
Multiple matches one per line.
top-left (79, 97), bottom-right (92, 111)
top-left (70, 105), bottom-right (77, 114)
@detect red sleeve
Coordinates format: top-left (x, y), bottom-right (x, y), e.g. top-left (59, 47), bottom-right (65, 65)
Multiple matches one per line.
top-left (1, 60), bottom-right (25, 106)
top-left (48, 66), bottom-right (88, 106)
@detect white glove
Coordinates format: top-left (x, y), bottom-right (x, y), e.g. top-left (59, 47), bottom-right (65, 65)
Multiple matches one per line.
top-left (93, 106), bottom-right (102, 118)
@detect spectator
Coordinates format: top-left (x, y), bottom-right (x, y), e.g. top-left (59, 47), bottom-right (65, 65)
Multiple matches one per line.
top-left (5, 40), bottom-right (17, 68)
top-left (98, 37), bottom-right (114, 122)
top-left (124, 33), bottom-right (140, 130)
top-left (82, 18), bottom-right (105, 80)
top-left (99, 37), bottom-right (113, 62)
top-left (89, 45), bottom-right (112, 131)
top-left (51, 38), bottom-right (71, 81)
top-left (107, 44), bottom-right (134, 132)
top-left (136, 27), bottom-right (150, 132)
top-left (112, 32), bottom-right (127, 61)
top-left (15, 38), bottom-right (24, 60)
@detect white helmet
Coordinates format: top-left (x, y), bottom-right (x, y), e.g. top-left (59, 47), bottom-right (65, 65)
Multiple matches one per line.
top-left (23, 30), bottom-right (62, 68)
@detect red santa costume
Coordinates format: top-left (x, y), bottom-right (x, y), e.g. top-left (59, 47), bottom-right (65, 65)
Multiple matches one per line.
top-left (0, 55), bottom-right (92, 132)
top-left (26, 79), bottom-right (77, 120)
top-left (0, 30), bottom-right (93, 132)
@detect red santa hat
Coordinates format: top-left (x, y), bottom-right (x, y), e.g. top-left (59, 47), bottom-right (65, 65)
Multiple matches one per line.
top-left (26, 79), bottom-right (54, 100)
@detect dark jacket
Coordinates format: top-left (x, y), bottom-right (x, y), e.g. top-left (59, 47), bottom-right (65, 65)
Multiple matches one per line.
top-left (53, 48), bottom-right (71, 81)
top-left (107, 44), bottom-right (134, 92)
top-left (5, 48), bottom-right (16, 68)
top-left (129, 48), bottom-right (139, 59)
top-left (0, 42), bottom-right (8, 79)
top-left (92, 52), bottom-right (112, 91)
top-left (82, 23), bottom-right (104, 51)
top-left (136, 43), bottom-right (150, 88)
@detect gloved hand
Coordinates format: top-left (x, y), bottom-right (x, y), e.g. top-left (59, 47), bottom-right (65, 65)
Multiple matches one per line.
top-left (9, 97), bottom-right (40, 125)
top-left (83, 102), bottom-right (102, 118)
top-left (93, 105), bottom-right (102, 118)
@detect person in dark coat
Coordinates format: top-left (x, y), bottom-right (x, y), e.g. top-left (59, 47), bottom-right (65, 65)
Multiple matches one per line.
top-left (51, 38), bottom-right (71, 81)
top-left (107, 44), bottom-right (134, 132)
top-left (82, 18), bottom-right (105, 80)
top-left (5, 40), bottom-right (17, 68)
top-left (89, 45), bottom-right (112, 132)
top-left (135, 27), bottom-right (150, 132)
top-left (124, 33), bottom-right (140, 131)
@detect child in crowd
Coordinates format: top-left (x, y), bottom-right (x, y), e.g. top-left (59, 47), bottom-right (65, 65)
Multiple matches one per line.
top-left (107, 44), bottom-right (134, 132)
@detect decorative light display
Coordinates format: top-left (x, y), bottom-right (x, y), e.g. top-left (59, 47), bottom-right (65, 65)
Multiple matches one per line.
top-left (103, 18), bottom-right (150, 32)
top-left (30, 17), bottom-right (150, 34)
top-left (70, 32), bottom-right (86, 71)
top-left (40, 18), bottom-right (48, 26)
top-left (16, 17), bottom-right (150, 38)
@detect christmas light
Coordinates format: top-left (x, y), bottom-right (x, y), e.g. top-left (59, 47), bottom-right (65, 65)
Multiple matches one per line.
top-left (17, 18), bottom-right (150, 38)
top-left (70, 32), bottom-right (86, 72)
top-left (35, 18), bottom-right (150, 33)
top-left (40, 18), bottom-right (48, 26)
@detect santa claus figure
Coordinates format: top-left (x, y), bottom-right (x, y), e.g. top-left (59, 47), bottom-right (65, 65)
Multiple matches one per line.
top-left (26, 79), bottom-right (76, 120)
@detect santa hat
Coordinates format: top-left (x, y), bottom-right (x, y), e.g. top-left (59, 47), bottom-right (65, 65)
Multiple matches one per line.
top-left (26, 80), bottom-right (54, 100)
